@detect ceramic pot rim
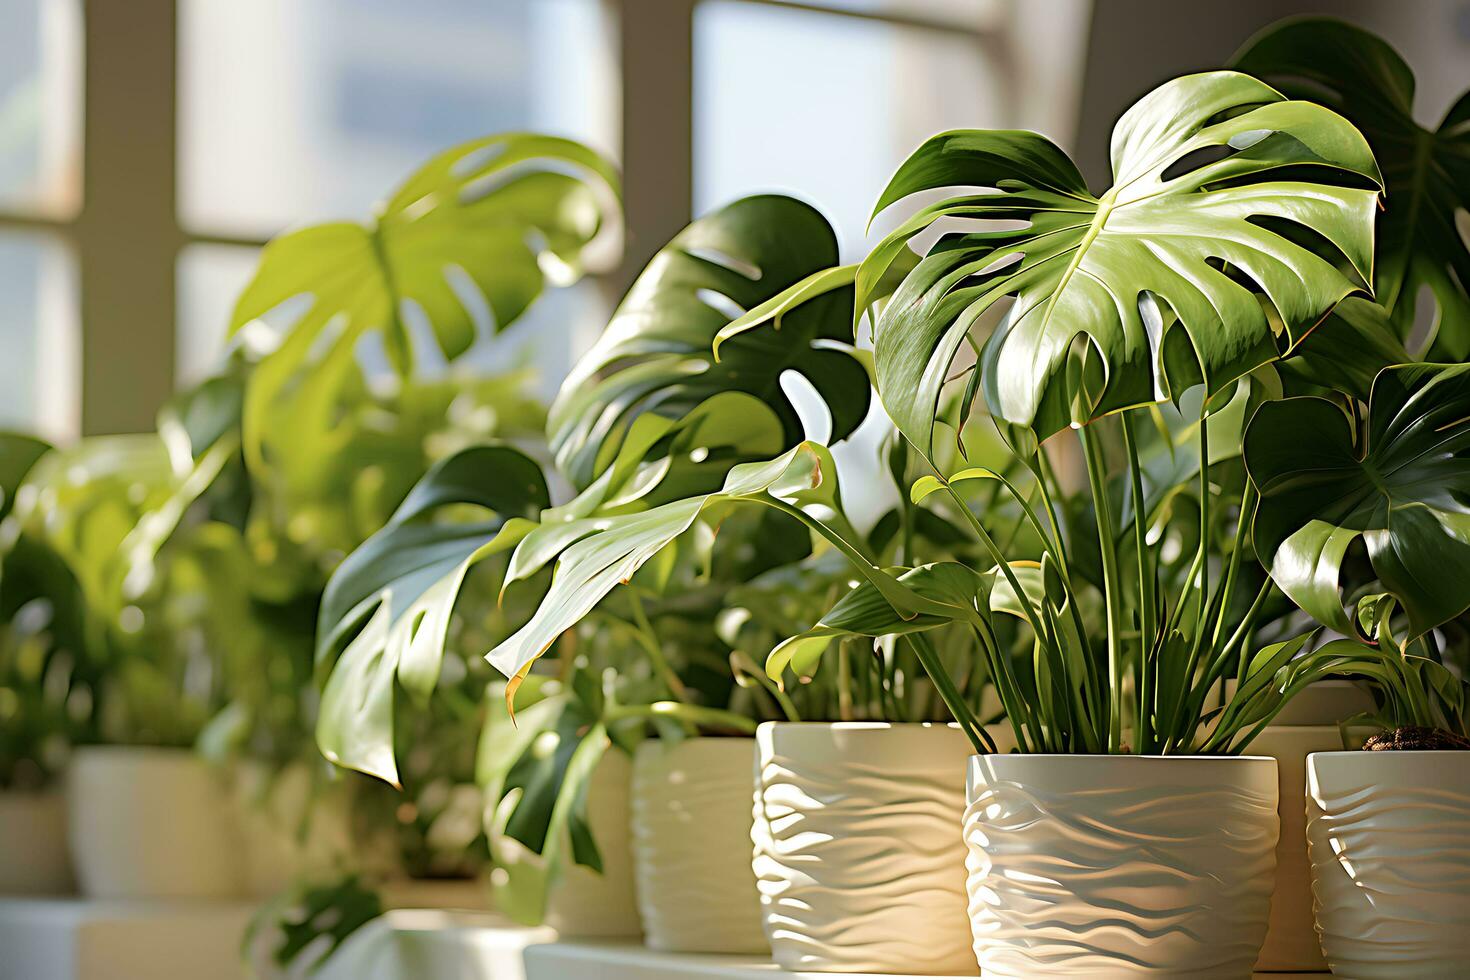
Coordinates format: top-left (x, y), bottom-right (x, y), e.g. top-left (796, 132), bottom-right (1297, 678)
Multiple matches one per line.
top-left (1311, 758), bottom-right (1470, 764)
top-left (969, 753), bottom-right (1275, 763)
top-left (757, 720), bottom-right (959, 731)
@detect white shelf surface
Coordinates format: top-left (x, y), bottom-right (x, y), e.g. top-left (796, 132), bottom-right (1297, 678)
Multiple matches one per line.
top-left (0, 898), bottom-right (258, 980)
top-left (316, 909), bottom-right (554, 980)
top-left (0, 900), bottom-right (1330, 980)
top-left (524, 939), bottom-right (1329, 979)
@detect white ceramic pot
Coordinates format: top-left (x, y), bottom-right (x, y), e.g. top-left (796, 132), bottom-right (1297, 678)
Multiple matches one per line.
top-left (630, 736), bottom-right (765, 953)
top-left (965, 754), bottom-right (1279, 978)
top-left (68, 746), bottom-right (245, 899)
top-left (1247, 680), bottom-right (1371, 972)
top-left (543, 748), bottom-right (641, 938)
top-left (752, 722), bottom-right (979, 975)
top-left (0, 790), bottom-right (73, 894)
top-left (1306, 750), bottom-right (1470, 978)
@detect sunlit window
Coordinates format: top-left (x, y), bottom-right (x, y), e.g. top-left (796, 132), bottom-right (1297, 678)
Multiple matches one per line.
top-left (694, 0), bottom-right (1006, 260)
top-left (178, 0), bottom-right (616, 238)
top-left (0, 0), bottom-right (81, 218)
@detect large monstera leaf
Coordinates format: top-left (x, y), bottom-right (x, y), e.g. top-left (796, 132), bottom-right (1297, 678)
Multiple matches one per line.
top-left (547, 195), bottom-right (868, 489)
top-left (485, 442), bottom-right (937, 699)
top-left (231, 134), bottom-right (619, 473)
top-left (314, 445), bottom-right (549, 785)
top-left (1245, 363), bottom-right (1470, 638)
top-left (863, 71), bottom-right (1381, 452)
top-left (1234, 18), bottom-right (1470, 358)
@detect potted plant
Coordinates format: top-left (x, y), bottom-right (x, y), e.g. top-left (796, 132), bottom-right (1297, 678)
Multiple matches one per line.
top-left (213, 130), bottom-right (623, 966)
top-left (312, 186), bottom-right (1038, 966)
top-left (0, 433), bottom-right (83, 895)
top-left (309, 193), bottom-right (839, 948)
top-left (1230, 19), bottom-right (1470, 975)
top-left (468, 69), bottom-right (1384, 976)
top-left (7, 425), bottom-right (248, 899)
top-left (1245, 367), bottom-right (1470, 976)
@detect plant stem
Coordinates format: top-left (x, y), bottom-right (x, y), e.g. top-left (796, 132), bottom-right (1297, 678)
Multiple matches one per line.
top-left (1219, 479), bottom-right (1257, 682)
top-left (837, 640), bottom-right (854, 721)
top-left (605, 701), bottom-right (759, 735)
top-left (626, 589), bottom-right (689, 702)
top-left (730, 650), bottom-right (800, 721)
top-left (1121, 412), bottom-right (1156, 752)
top-left (1192, 418), bottom-right (1212, 658)
top-left (1080, 423), bottom-right (1124, 752)
top-left (908, 631), bottom-right (994, 754)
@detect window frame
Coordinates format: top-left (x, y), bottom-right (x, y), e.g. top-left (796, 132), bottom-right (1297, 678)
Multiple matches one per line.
top-left (0, 0), bottom-right (1012, 440)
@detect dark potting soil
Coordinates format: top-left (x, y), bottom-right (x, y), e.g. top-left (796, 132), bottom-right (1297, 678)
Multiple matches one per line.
top-left (1361, 725), bottom-right (1470, 751)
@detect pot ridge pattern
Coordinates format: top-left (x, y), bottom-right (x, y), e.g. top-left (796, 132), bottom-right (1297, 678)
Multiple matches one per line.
top-left (1307, 755), bottom-right (1470, 978)
top-left (965, 771), bottom-right (1278, 978)
top-left (752, 750), bottom-right (976, 975)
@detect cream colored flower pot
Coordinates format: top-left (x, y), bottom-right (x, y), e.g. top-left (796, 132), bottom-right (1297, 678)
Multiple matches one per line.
top-left (752, 722), bottom-right (979, 975)
top-left (1247, 680), bottom-right (1370, 972)
top-left (965, 754), bottom-right (1279, 978)
top-left (0, 790), bottom-right (73, 894)
top-left (543, 748), bottom-right (641, 938)
top-left (68, 746), bottom-right (245, 899)
top-left (1307, 750), bottom-right (1470, 978)
top-left (631, 736), bottom-right (765, 953)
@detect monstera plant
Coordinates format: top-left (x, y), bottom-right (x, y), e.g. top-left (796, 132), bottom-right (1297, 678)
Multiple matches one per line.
top-left (495, 72), bottom-right (1387, 758)
top-left (1233, 17), bottom-right (1470, 359)
top-left (311, 192), bottom-right (984, 929)
top-left (230, 133), bottom-right (620, 490)
top-left (1230, 20), bottom-right (1470, 745)
top-left (313, 194), bottom-right (873, 783)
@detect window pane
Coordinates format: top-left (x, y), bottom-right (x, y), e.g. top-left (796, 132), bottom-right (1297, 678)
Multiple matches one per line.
top-left (0, 0), bottom-right (82, 217)
top-left (176, 244), bottom-right (262, 385)
top-left (694, 1), bottom-right (1007, 260)
top-left (0, 231), bottom-right (78, 440)
top-left (179, 0), bottom-right (617, 238)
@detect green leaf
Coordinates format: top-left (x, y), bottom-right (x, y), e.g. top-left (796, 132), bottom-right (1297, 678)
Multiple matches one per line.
top-left (478, 680), bottom-right (612, 925)
top-left (866, 71), bottom-right (1381, 449)
top-left (547, 195), bottom-right (868, 489)
top-left (1277, 297), bottom-right (1410, 400)
top-left (483, 442), bottom-right (937, 695)
top-left (314, 444), bottom-right (549, 785)
top-left (909, 467), bottom-right (1001, 505)
top-left (231, 134), bottom-right (618, 472)
top-left (0, 433), bottom-right (52, 521)
top-left (767, 561), bottom-right (985, 680)
top-left (9, 434), bottom-right (228, 618)
top-left (1245, 363), bottom-right (1470, 637)
top-left (1233, 17), bottom-right (1470, 357)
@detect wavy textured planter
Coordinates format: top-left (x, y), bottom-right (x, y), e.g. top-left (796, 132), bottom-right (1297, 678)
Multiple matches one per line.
top-left (631, 737), bottom-right (766, 953)
top-left (752, 722), bottom-right (978, 975)
top-left (68, 746), bottom-right (244, 899)
top-left (1306, 750), bottom-right (1470, 978)
top-left (543, 748), bottom-right (642, 938)
top-left (965, 754), bottom-right (1278, 978)
top-left (0, 790), bottom-right (72, 894)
